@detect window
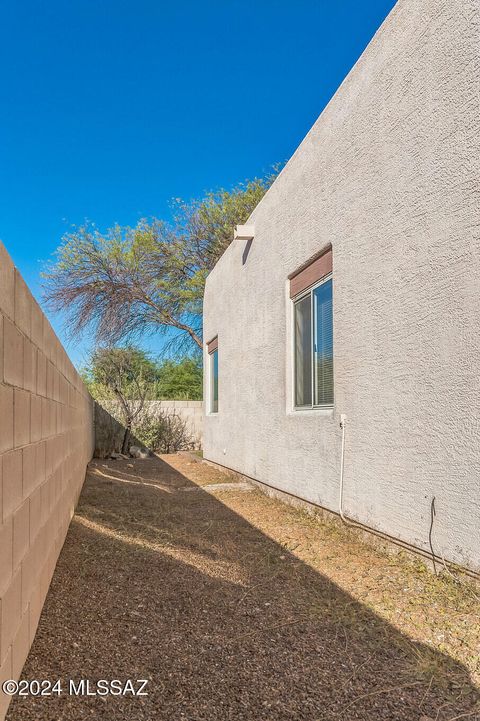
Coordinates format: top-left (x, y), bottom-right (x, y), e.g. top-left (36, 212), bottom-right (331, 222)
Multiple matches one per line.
top-left (207, 337), bottom-right (218, 413)
top-left (291, 249), bottom-right (333, 409)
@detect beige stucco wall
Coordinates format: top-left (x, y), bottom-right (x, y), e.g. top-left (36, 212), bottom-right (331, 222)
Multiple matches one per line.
top-left (204, 0), bottom-right (480, 572)
top-left (0, 241), bottom-right (94, 718)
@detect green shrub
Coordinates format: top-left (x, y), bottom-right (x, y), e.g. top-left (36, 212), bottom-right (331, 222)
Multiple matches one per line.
top-left (134, 411), bottom-right (194, 454)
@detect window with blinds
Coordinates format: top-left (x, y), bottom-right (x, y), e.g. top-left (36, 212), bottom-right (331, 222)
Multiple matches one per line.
top-left (291, 249), bottom-right (333, 409)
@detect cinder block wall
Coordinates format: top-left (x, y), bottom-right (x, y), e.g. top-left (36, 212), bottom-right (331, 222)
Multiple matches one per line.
top-left (94, 400), bottom-right (203, 457)
top-left (142, 401), bottom-right (203, 448)
top-left (0, 241), bottom-right (94, 718)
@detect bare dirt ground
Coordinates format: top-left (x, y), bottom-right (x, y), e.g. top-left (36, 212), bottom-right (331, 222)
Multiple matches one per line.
top-left (6, 454), bottom-right (480, 721)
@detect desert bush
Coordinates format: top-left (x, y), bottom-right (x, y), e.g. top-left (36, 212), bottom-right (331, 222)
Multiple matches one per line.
top-left (134, 410), bottom-right (194, 454)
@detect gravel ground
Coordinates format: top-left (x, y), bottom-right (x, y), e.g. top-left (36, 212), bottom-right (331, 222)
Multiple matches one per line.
top-left (6, 455), bottom-right (480, 721)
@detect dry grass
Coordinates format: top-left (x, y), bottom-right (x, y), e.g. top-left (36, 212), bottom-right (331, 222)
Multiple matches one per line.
top-left (7, 454), bottom-right (479, 721)
top-left (245, 497), bottom-right (480, 681)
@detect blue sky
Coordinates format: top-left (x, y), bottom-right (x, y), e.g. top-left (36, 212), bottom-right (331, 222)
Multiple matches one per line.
top-left (0, 0), bottom-right (396, 367)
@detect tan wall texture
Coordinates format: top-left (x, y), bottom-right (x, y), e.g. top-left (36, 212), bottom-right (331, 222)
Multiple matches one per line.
top-left (0, 241), bottom-right (94, 718)
top-left (204, 0), bottom-right (480, 573)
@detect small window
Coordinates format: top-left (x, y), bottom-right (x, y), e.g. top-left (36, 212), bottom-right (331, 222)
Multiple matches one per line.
top-left (293, 277), bottom-right (333, 408)
top-left (207, 337), bottom-right (218, 413)
top-left (290, 249), bottom-right (333, 409)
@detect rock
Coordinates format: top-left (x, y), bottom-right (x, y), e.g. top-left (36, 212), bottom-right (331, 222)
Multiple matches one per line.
top-left (129, 445), bottom-right (150, 459)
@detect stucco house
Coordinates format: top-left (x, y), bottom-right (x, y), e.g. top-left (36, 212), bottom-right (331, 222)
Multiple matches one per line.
top-left (203, 0), bottom-right (480, 573)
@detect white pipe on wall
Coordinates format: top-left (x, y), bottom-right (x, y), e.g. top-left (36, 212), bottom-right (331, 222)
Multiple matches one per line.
top-left (339, 413), bottom-right (348, 523)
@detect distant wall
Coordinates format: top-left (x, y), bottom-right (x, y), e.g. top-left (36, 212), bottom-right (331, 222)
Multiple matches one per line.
top-left (94, 400), bottom-right (203, 457)
top-left (0, 241), bottom-right (94, 719)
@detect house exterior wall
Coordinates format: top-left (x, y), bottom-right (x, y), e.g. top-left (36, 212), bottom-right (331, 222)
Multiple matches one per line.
top-left (0, 241), bottom-right (94, 718)
top-left (203, 0), bottom-right (480, 572)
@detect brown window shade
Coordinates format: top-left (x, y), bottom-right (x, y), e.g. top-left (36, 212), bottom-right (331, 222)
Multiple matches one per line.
top-left (289, 248), bottom-right (332, 298)
top-left (207, 336), bottom-right (218, 354)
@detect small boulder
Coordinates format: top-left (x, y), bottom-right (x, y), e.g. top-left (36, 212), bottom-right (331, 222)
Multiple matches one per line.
top-left (129, 445), bottom-right (150, 459)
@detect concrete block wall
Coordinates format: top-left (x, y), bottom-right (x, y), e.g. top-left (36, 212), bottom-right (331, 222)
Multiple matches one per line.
top-left (155, 401), bottom-right (203, 448)
top-left (0, 241), bottom-right (94, 719)
top-left (94, 400), bottom-right (203, 457)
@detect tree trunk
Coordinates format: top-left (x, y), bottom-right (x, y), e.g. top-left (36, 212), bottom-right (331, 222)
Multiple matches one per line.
top-left (121, 423), bottom-right (131, 455)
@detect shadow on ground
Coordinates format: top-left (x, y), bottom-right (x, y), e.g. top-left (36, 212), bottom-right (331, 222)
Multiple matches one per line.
top-left (6, 456), bottom-right (480, 721)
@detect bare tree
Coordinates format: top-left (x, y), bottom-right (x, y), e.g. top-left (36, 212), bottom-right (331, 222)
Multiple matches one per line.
top-left (43, 172), bottom-right (279, 353)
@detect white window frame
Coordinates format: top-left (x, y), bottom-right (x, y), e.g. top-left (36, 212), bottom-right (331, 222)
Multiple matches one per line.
top-left (291, 273), bottom-right (333, 411)
top-left (208, 346), bottom-right (218, 414)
